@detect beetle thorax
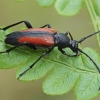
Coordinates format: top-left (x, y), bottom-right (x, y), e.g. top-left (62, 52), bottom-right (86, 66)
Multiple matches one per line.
top-left (54, 33), bottom-right (71, 48)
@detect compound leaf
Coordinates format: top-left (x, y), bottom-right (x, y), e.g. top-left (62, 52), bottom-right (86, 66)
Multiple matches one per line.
top-left (0, 30), bottom-right (100, 100)
top-left (42, 48), bottom-right (100, 99)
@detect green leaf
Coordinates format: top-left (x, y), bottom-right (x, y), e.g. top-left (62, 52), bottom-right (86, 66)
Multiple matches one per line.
top-left (0, 30), bottom-right (100, 99)
top-left (77, 48), bottom-right (100, 99)
top-left (43, 66), bottom-right (79, 95)
top-left (16, 47), bottom-right (83, 81)
top-left (55, 0), bottom-right (84, 16)
top-left (93, 0), bottom-right (100, 16)
top-left (36, 0), bottom-right (55, 7)
top-left (36, 0), bottom-right (84, 16)
top-left (74, 48), bottom-right (100, 100)
top-left (75, 73), bottom-right (100, 100)
top-left (43, 48), bottom-right (100, 99)
top-left (16, 50), bottom-right (55, 80)
top-left (0, 30), bottom-right (32, 69)
top-left (81, 48), bottom-right (100, 72)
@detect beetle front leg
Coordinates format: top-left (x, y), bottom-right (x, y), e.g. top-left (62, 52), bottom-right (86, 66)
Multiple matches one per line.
top-left (0, 20), bottom-right (33, 31)
top-left (58, 48), bottom-right (79, 57)
top-left (65, 31), bottom-right (73, 40)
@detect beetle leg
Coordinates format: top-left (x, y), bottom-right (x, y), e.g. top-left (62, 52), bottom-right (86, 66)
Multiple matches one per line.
top-left (65, 31), bottom-right (73, 40)
top-left (0, 20), bottom-right (33, 31)
top-left (58, 48), bottom-right (79, 57)
top-left (17, 47), bottom-right (54, 79)
top-left (40, 24), bottom-right (51, 28)
top-left (0, 42), bottom-right (28, 54)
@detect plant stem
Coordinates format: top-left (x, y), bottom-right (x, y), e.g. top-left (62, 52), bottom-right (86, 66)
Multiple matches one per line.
top-left (85, 0), bottom-right (100, 48)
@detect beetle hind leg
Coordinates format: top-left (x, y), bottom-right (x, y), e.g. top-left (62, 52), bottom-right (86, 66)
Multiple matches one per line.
top-left (0, 42), bottom-right (28, 54)
top-left (0, 43), bottom-right (37, 54)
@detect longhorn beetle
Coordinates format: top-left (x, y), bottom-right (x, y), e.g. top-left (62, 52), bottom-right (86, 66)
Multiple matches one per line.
top-left (0, 20), bottom-right (100, 79)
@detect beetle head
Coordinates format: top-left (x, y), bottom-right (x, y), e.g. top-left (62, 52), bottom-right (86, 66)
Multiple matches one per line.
top-left (69, 40), bottom-right (78, 53)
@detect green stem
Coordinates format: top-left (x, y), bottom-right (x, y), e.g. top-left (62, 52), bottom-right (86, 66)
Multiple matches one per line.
top-left (85, 0), bottom-right (100, 48)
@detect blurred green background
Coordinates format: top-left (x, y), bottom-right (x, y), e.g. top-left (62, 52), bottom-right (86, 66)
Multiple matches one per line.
top-left (0, 0), bottom-right (100, 100)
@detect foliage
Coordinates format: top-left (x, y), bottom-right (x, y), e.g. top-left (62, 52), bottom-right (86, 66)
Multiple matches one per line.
top-left (2, 0), bottom-right (100, 99)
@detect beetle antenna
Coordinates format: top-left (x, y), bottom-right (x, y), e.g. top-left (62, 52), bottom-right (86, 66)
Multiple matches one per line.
top-left (78, 30), bottom-right (100, 43)
top-left (77, 48), bottom-right (100, 73)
